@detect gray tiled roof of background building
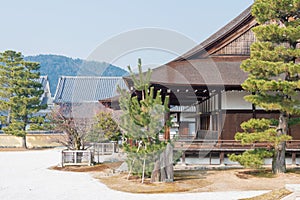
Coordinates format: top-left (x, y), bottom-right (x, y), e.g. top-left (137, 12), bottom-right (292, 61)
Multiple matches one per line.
top-left (53, 76), bottom-right (128, 103)
top-left (37, 76), bottom-right (49, 92)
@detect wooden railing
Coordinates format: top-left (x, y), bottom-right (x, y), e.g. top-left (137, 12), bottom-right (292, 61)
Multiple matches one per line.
top-left (174, 139), bottom-right (300, 151)
top-left (175, 130), bottom-right (218, 140)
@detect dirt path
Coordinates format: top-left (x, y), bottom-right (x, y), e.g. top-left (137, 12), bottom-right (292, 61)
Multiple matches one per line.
top-left (193, 169), bottom-right (300, 192)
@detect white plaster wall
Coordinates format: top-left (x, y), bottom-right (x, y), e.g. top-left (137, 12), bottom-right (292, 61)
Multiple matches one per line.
top-left (0, 134), bottom-right (64, 148)
top-left (221, 91), bottom-right (252, 110)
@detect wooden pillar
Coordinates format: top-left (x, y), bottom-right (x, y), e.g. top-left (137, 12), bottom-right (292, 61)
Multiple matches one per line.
top-left (195, 102), bottom-right (201, 139)
top-left (220, 152), bottom-right (225, 165)
top-left (292, 152), bottom-right (297, 166)
top-left (217, 90), bottom-right (222, 142)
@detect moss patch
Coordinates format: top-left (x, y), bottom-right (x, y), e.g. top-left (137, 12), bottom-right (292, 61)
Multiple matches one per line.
top-left (50, 162), bottom-right (122, 172)
top-left (97, 173), bottom-right (212, 194)
top-left (240, 188), bottom-right (292, 200)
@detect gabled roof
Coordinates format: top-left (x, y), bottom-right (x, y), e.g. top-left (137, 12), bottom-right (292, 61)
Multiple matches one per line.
top-left (174, 6), bottom-right (255, 61)
top-left (137, 6), bottom-right (257, 89)
top-left (37, 76), bottom-right (52, 105)
top-left (37, 76), bottom-right (49, 91)
top-left (53, 76), bottom-right (128, 104)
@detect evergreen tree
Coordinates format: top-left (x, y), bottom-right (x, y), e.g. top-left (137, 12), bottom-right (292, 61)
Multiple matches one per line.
top-left (0, 50), bottom-right (46, 148)
top-left (230, 0), bottom-right (300, 173)
top-left (86, 111), bottom-right (121, 142)
top-left (118, 59), bottom-right (171, 183)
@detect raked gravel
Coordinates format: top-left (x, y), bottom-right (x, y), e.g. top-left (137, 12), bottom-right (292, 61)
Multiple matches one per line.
top-left (0, 149), bottom-right (269, 200)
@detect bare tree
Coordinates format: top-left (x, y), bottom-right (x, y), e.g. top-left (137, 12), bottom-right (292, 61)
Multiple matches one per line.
top-left (49, 103), bottom-right (97, 150)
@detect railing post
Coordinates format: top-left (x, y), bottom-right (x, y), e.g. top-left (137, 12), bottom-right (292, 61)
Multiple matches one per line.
top-left (220, 152), bottom-right (225, 165)
top-left (182, 151), bottom-right (186, 165)
top-left (292, 152), bottom-right (297, 166)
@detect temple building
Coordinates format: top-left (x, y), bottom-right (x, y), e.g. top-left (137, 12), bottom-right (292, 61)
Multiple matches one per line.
top-left (124, 6), bottom-right (300, 165)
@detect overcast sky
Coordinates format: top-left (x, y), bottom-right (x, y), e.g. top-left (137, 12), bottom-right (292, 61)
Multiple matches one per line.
top-left (0, 0), bottom-right (253, 69)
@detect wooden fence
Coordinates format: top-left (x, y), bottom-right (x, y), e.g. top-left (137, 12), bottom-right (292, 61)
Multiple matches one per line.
top-left (61, 150), bottom-right (93, 166)
top-left (61, 142), bottom-right (118, 166)
top-left (89, 142), bottom-right (118, 163)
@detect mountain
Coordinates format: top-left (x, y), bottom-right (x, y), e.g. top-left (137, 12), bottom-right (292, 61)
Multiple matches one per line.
top-left (25, 54), bottom-right (128, 95)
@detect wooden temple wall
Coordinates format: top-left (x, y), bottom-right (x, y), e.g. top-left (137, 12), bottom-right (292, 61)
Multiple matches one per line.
top-left (195, 91), bottom-right (300, 141)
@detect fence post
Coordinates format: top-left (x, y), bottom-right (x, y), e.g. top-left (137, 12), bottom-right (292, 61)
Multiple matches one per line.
top-left (89, 150), bottom-right (92, 166)
top-left (74, 151), bottom-right (77, 164)
top-left (102, 143), bottom-right (104, 155)
top-left (61, 150), bottom-right (64, 167)
top-left (97, 144), bottom-right (100, 163)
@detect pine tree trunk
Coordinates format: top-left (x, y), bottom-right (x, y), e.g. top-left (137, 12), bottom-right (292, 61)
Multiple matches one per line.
top-left (6, 107), bottom-right (11, 125)
top-left (272, 113), bottom-right (287, 174)
top-left (159, 143), bottom-right (174, 182)
top-left (272, 141), bottom-right (286, 174)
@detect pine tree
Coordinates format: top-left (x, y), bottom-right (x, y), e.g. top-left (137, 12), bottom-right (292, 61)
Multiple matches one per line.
top-left (118, 59), bottom-right (171, 183)
top-left (86, 111), bottom-right (121, 142)
top-left (230, 0), bottom-right (300, 173)
top-left (0, 50), bottom-right (46, 148)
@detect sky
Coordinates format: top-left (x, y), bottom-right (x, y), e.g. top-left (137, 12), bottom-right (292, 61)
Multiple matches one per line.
top-left (0, 0), bottom-right (253, 69)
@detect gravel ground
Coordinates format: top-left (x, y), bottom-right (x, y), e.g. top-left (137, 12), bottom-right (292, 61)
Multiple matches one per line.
top-left (0, 149), bottom-right (268, 200)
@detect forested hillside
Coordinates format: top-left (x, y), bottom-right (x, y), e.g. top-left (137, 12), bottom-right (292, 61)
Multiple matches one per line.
top-left (25, 54), bottom-right (128, 94)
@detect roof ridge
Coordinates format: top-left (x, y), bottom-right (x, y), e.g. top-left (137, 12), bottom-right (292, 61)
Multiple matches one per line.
top-left (60, 76), bottom-right (123, 79)
top-left (172, 5), bottom-right (254, 62)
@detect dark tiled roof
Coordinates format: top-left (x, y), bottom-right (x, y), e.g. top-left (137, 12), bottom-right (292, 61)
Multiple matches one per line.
top-left (124, 6), bottom-right (254, 89)
top-left (53, 76), bottom-right (128, 103)
top-left (148, 59), bottom-right (247, 87)
top-left (138, 6), bottom-right (254, 88)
